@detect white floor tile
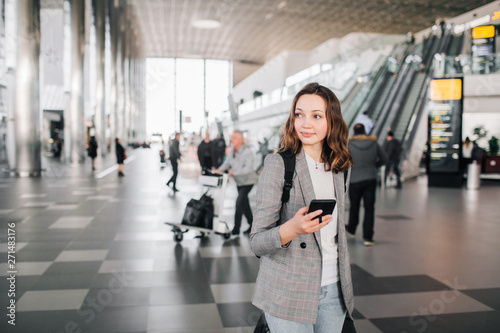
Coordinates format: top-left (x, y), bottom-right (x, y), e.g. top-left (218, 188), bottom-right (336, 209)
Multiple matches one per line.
top-left (50, 216), bottom-right (94, 229)
top-left (47, 204), bottom-right (79, 210)
top-left (17, 289), bottom-right (88, 311)
top-left (23, 202), bottom-right (54, 208)
top-left (20, 193), bottom-right (47, 199)
top-left (99, 259), bottom-right (154, 273)
top-left (210, 283), bottom-right (255, 303)
top-left (147, 304), bottom-right (223, 331)
top-left (55, 250), bottom-right (108, 262)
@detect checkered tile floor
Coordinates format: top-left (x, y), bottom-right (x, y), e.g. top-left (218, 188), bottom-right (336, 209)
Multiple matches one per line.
top-left (1, 147), bottom-right (500, 332)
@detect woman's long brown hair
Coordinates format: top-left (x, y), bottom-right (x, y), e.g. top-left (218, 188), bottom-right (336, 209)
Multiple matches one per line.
top-left (278, 82), bottom-right (353, 173)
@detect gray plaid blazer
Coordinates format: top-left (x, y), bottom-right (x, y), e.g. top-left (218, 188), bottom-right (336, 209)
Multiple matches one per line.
top-left (250, 149), bottom-right (354, 324)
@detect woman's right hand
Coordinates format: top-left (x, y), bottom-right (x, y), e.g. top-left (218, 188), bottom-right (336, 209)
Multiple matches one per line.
top-left (279, 206), bottom-right (333, 245)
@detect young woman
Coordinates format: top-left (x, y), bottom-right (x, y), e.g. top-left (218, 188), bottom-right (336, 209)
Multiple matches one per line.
top-left (250, 82), bottom-right (354, 333)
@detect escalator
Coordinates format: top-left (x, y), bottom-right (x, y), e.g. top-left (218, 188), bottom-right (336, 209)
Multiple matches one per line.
top-left (342, 42), bottom-right (412, 130)
top-left (365, 28), bottom-right (465, 180)
top-left (394, 33), bottom-right (465, 147)
top-left (372, 32), bottom-right (449, 144)
top-left (342, 62), bottom-right (386, 127)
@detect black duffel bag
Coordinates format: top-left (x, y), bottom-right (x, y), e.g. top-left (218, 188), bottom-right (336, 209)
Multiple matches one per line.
top-left (181, 193), bottom-right (214, 229)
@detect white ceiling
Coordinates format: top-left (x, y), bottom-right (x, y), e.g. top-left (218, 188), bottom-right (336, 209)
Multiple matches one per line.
top-left (42, 0), bottom-right (496, 83)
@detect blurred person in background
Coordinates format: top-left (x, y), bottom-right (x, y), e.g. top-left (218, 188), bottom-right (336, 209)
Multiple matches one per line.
top-left (215, 130), bottom-right (258, 235)
top-left (166, 132), bottom-right (182, 192)
top-left (346, 124), bottom-right (387, 246)
top-left (198, 133), bottom-right (213, 174)
top-left (115, 138), bottom-right (126, 177)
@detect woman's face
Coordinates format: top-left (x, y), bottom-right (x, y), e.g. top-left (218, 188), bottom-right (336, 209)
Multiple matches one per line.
top-left (294, 94), bottom-right (328, 149)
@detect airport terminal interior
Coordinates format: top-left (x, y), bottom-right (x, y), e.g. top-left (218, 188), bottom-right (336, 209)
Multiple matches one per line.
top-left (1, 0), bottom-right (500, 332)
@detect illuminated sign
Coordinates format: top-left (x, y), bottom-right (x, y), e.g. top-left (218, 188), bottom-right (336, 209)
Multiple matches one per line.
top-left (428, 78), bottom-right (463, 177)
top-left (472, 25), bottom-right (495, 39)
top-left (430, 79), bottom-right (462, 101)
top-left (492, 10), bottom-right (500, 21)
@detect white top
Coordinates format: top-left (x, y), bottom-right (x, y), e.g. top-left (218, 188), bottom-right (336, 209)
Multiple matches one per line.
top-left (305, 152), bottom-right (339, 286)
top-left (463, 143), bottom-right (473, 158)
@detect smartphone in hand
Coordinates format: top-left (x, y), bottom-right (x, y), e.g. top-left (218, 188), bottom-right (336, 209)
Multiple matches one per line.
top-left (307, 199), bottom-right (336, 223)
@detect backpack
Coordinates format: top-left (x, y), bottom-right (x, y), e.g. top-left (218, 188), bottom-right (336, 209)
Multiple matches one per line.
top-left (278, 150), bottom-right (349, 210)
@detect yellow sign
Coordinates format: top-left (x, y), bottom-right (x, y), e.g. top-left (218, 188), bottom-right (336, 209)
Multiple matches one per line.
top-left (472, 25), bottom-right (495, 39)
top-left (492, 10), bottom-right (500, 21)
top-left (430, 79), bottom-right (462, 101)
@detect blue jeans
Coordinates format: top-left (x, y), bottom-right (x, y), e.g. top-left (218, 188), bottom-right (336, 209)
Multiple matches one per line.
top-left (264, 282), bottom-right (347, 333)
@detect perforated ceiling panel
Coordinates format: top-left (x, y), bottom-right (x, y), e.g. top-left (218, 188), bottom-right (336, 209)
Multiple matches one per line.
top-left (41, 0), bottom-right (495, 82)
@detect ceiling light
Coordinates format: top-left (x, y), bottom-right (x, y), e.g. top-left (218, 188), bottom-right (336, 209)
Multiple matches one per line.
top-left (277, 1), bottom-right (287, 9)
top-left (192, 19), bottom-right (221, 29)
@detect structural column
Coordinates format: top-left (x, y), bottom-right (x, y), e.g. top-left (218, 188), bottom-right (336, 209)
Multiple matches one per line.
top-left (116, 10), bottom-right (125, 142)
top-left (13, 0), bottom-right (41, 176)
top-left (68, 0), bottom-right (85, 163)
top-left (94, 0), bottom-right (106, 156)
top-left (108, 0), bottom-right (119, 153)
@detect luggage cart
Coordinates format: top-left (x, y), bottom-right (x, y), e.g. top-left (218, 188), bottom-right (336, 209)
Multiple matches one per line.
top-left (165, 173), bottom-right (231, 242)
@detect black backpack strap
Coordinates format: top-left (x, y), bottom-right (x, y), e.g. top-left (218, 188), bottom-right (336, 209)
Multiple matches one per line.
top-left (344, 169), bottom-right (349, 193)
top-left (279, 150), bottom-right (295, 204)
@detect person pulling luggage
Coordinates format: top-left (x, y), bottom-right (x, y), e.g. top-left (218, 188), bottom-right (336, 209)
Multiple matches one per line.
top-left (214, 130), bottom-right (258, 235)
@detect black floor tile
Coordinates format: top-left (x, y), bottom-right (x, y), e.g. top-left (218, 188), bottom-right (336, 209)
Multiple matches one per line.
top-left (74, 230), bottom-right (118, 241)
top-left (0, 275), bottom-right (39, 292)
top-left (217, 302), bottom-right (262, 328)
top-left (376, 214), bottom-right (413, 220)
top-left (81, 305), bottom-right (149, 333)
top-left (84, 287), bottom-right (151, 308)
top-left (203, 256), bottom-right (260, 284)
top-left (44, 261), bottom-right (103, 275)
top-left (149, 283), bottom-right (215, 305)
top-left (66, 240), bottom-right (113, 250)
top-left (370, 311), bottom-right (500, 333)
top-left (17, 249), bottom-right (63, 261)
top-left (31, 273), bottom-right (95, 290)
top-left (351, 264), bottom-right (451, 296)
top-left (106, 242), bottom-right (156, 260)
top-left (91, 271), bottom-right (199, 288)
top-left (71, 200), bottom-right (108, 215)
top-left (461, 288), bottom-right (500, 311)
top-left (352, 308), bottom-right (365, 319)
top-left (35, 230), bottom-right (82, 242)
top-left (0, 310), bottom-right (82, 333)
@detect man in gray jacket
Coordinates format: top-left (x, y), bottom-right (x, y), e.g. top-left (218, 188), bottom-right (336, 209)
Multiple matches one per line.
top-left (346, 123), bottom-right (387, 246)
top-left (216, 130), bottom-right (258, 235)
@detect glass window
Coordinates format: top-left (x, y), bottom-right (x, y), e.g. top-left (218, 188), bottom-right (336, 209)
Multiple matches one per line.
top-left (146, 58), bottom-right (231, 137)
top-left (176, 59), bottom-right (204, 132)
top-left (146, 58), bottom-right (175, 136)
top-left (206, 60), bottom-right (230, 121)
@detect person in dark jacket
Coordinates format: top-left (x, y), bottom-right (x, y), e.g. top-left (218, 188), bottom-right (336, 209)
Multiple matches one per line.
top-left (115, 138), bottom-right (126, 177)
top-left (383, 131), bottom-right (402, 188)
top-left (197, 133), bottom-right (213, 173)
top-left (166, 132), bottom-right (181, 192)
top-left (211, 134), bottom-right (226, 168)
top-left (87, 136), bottom-right (98, 171)
top-left (346, 124), bottom-right (387, 246)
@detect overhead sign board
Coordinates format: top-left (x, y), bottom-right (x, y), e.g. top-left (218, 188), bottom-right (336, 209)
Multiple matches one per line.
top-left (430, 79), bottom-right (462, 101)
top-left (472, 25), bottom-right (495, 39)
